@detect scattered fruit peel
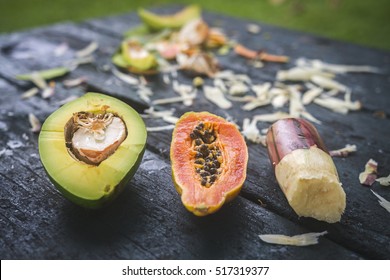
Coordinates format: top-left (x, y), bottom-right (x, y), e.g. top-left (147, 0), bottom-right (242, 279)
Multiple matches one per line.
top-left (162, 115), bottom-right (179, 124)
top-left (313, 94), bottom-right (361, 114)
top-left (41, 81), bottom-right (55, 99)
top-left (203, 85), bottom-right (232, 109)
top-left (242, 98), bottom-right (271, 111)
top-left (137, 86), bottom-right (153, 103)
top-left (241, 118), bottom-right (266, 146)
top-left (229, 82), bottom-right (249, 96)
top-left (234, 44), bottom-right (257, 59)
top-left (234, 44), bottom-right (289, 62)
top-left (147, 125), bottom-right (175, 132)
top-left (371, 190), bottom-right (390, 213)
top-left (296, 58), bottom-right (381, 74)
top-left (172, 80), bottom-right (196, 106)
top-left (112, 68), bottom-right (139, 86)
top-left (252, 112), bottom-right (292, 123)
top-left (259, 52), bottom-right (289, 63)
top-left (359, 159), bottom-right (378, 186)
top-left (29, 113), bottom-right (41, 133)
top-left (302, 87), bottom-right (323, 105)
top-left (178, 18), bottom-right (209, 46)
top-left (142, 107), bottom-right (178, 125)
top-left (329, 144), bottom-right (357, 157)
top-left (277, 67), bottom-right (334, 82)
top-left (252, 83), bottom-right (271, 99)
top-left (246, 23), bottom-right (261, 34)
top-left (178, 52), bottom-right (219, 77)
top-left (142, 107), bottom-right (175, 119)
top-left (63, 77), bottom-right (88, 88)
top-left (259, 231), bottom-right (327, 246)
top-left (76, 41), bottom-right (99, 58)
top-left (376, 175), bottom-right (390, 186)
top-left (311, 75), bottom-right (348, 92)
top-left (16, 67), bottom-right (70, 81)
top-left (288, 86), bottom-right (304, 118)
top-left (271, 93), bottom-right (289, 108)
top-left (300, 110), bottom-right (322, 125)
top-left (152, 94), bottom-right (196, 105)
top-left (21, 87), bottom-right (39, 99)
top-left (206, 28), bottom-right (228, 49)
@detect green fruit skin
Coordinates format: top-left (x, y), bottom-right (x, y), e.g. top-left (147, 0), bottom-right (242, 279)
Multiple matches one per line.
top-left (121, 41), bottom-right (157, 71)
top-left (138, 5), bottom-right (201, 31)
top-left (41, 147), bottom-right (145, 209)
top-left (38, 92), bottom-right (147, 209)
top-left (16, 67), bottom-right (70, 80)
top-left (112, 52), bottom-right (128, 68)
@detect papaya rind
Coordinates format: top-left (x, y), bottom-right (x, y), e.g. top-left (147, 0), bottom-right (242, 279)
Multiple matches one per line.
top-left (171, 170), bottom-right (244, 216)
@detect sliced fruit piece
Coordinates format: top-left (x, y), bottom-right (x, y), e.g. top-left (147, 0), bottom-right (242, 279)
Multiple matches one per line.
top-left (178, 52), bottom-right (219, 77)
top-left (112, 52), bottom-right (128, 69)
top-left (121, 40), bottom-right (158, 71)
top-left (170, 111), bottom-right (248, 216)
top-left (178, 18), bottom-right (209, 46)
top-left (39, 92), bottom-right (147, 208)
top-left (138, 5), bottom-right (201, 31)
top-left (266, 118), bottom-right (346, 223)
top-left (16, 67), bottom-right (70, 81)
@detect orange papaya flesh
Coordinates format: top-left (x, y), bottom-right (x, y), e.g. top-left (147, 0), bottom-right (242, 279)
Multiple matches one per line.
top-left (170, 111), bottom-right (248, 216)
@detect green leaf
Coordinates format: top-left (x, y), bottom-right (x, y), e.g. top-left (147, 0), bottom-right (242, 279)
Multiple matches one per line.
top-left (16, 67), bottom-right (70, 80)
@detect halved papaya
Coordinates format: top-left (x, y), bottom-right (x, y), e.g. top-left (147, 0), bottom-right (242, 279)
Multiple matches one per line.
top-left (170, 111), bottom-right (248, 216)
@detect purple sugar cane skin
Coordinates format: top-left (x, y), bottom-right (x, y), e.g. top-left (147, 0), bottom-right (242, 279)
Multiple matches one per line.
top-left (266, 118), bottom-right (346, 223)
top-left (267, 118), bottom-right (328, 167)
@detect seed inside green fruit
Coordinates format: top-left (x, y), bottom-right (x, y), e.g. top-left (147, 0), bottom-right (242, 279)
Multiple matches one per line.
top-left (39, 92), bottom-right (147, 208)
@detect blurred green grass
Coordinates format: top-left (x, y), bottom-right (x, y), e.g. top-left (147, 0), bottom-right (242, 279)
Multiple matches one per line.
top-left (0, 0), bottom-right (389, 50)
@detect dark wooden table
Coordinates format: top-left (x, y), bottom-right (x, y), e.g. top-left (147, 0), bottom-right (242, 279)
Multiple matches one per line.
top-left (1, 7), bottom-right (389, 260)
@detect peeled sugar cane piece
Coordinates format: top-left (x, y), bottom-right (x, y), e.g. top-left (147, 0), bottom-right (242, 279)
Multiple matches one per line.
top-left (266, 118), bottom-right (346, 223)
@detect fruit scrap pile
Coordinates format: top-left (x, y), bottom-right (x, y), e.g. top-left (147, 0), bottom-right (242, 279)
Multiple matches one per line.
top-left (110, 5), bottom-right (381, 143)
top-left (112, 5), bottom-right (289, 76)
top-left (112, 5), bottom-right (220, 76)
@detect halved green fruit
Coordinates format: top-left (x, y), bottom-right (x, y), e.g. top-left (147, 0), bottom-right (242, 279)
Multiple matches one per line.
top-left (112, 41), bottom-right (159, 75)
top-left (121, 41), bottom-right (158, 71)
top-left (39, 92), bottom-right (147, 208)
